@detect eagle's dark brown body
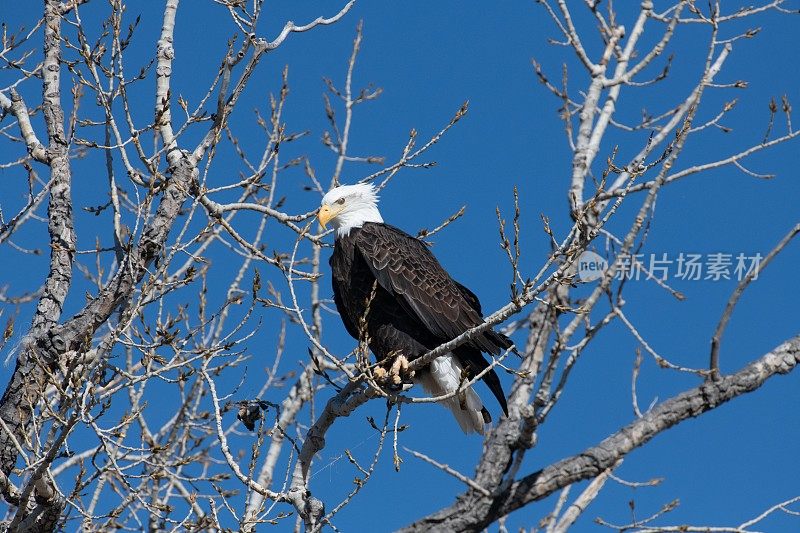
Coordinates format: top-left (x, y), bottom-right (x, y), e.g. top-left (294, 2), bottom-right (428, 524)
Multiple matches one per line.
top-left (330, 222), bottom-right (510, 420)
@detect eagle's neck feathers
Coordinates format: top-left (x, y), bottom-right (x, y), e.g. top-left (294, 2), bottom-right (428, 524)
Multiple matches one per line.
top-left (334, 204), bottom-right (383, 238)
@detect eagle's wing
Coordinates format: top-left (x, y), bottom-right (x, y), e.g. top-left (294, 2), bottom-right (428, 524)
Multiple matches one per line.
top-left (453, 280), bottom-right (483, 315)
top-left (355, 223), bottom-right (502, 354)
top-left (455, 279), bottom-right (516, 354)
top-left (330, 256), bottom-right (361, 341)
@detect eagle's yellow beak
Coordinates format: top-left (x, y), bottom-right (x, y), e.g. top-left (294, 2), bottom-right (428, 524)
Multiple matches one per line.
top-left (318, 204), bottom-right (338, 229)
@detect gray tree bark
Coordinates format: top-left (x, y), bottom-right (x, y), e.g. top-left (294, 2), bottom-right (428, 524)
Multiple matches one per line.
top-left (399, 336), bottom-right (800, 532)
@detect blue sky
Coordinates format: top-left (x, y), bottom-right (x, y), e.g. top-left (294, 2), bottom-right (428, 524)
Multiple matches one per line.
top-left (2, 1), bottom-right (799, 531)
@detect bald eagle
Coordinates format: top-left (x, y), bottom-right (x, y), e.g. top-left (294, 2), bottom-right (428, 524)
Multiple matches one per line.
top-left (318, 184), bottom-right (510, 434)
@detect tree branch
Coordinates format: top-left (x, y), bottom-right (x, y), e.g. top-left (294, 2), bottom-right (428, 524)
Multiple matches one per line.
top-left (398, 335), bottom-right (800, 532)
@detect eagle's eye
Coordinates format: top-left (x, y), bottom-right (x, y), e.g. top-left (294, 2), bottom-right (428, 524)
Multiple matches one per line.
top-left (335, 197), bottom-right (346, 205)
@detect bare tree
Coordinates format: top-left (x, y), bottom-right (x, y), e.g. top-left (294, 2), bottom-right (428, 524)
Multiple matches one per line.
top-left (0, 0), bottom-right (798, 531)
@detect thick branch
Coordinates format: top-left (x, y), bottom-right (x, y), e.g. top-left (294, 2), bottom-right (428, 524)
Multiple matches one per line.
top-left (0, 153), bottom-right (196, 494)
top-left (399, 335), bottom-right (800, 532)
top-left (0, 1), bottom-right (73, 527)
top-left (155, 0), bottom-right (179, 157)
top-left (287, 381), bottom-right (373, 530)
top-left (33, 0), bottom-right (75, 338)
top-left (46, 154), bottom-right (196, 352)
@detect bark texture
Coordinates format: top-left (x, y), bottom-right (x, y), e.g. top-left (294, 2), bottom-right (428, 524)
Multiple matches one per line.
top-left (398, 336), bottom-right (800, 532)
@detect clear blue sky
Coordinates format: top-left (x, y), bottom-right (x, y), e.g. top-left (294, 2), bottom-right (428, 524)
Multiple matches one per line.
top-left (2, 1), bottom-right (799, 531)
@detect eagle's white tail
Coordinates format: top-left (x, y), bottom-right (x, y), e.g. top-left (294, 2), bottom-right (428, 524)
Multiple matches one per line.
top-left (417, 353), bottom-right (487, 434)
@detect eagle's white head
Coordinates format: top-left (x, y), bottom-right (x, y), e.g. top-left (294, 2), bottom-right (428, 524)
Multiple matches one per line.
top-left (318, 183), bottom-right (384, 238)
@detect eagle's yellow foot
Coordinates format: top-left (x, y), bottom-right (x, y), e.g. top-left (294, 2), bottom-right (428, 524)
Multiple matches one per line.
top-left (373, 354), bottom-right (415, 390)
top-left (388, 354), bottom-right (414, 386)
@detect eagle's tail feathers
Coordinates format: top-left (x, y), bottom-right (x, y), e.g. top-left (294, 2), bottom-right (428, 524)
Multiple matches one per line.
top-left (417, 353), bottom-right (487, 435)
